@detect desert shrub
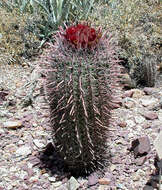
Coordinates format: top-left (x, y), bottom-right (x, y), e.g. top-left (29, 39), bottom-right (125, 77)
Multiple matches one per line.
top-left (89, 0), bottom-right (161, 86)
top-left (0, 8), bottom-right (40, 65)
top-left (0, 0), bottom-right (98, 43)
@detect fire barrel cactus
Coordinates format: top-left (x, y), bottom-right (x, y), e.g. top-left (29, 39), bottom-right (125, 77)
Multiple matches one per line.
top-left (42, 23), bottom-right (121, 174)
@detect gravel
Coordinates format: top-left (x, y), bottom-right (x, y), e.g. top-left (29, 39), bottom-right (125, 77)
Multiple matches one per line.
top-left (0, 62), bottom-right (162, 190)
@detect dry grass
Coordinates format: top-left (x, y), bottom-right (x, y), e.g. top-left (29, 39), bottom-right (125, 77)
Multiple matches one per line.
top-left (0, 8), bottom-right (40, 65)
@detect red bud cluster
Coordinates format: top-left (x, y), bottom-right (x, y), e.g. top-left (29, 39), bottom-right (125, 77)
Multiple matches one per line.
top-left (63, 24), bottom-right (102, 49)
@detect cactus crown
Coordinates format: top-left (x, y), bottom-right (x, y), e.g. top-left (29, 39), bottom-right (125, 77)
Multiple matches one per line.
top-left (61, 23), bottom-right (102, 49)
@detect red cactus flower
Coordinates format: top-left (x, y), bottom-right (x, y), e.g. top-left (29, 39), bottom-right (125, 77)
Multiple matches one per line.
top-left (64, 24), bottom-right (102, 49)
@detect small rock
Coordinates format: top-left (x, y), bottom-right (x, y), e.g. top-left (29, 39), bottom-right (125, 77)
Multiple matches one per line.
top-left (48, 177), bottom-right (56, 182)
top-left (116, 183), bottom-right (125, 189)
top-left (143, 185), bottom-right (154, 190)
top-left (98, 178), bottom-right (111, 185)
top-left (52, 182), bottom-right (62, 188)
top-left (134, 115), bottom-right (145, 124)
top-left (140, 97), bottom-right (158, 107)
top-left (130, 136), bottom-right (151, 157)
top-left (67, 176), bottom-right (80, 190)
top-left (3, 120), bottom-right (23, 129)
top-left (88, 173), bottom-right (98, 186)
top-left (158, 113), bottom-right (162, 122)
top-left (33, 139), bottom-right (45, 149)
top-left (122, 90), bottom-right (133, 98)
top-left (132, 173), bottom-right (141, 181)
top-left (16, 146), bottom-right (32, 156)
top-left (0, 90), bottom-right (8, 101)
top-left (154, 131), bottom-right (162, 159)
top-left (111, 157), bottom-right (122, 164)
top-left (132, 89), bottom-right (144, 99)
top-left (118, 121), bottom-right (127, 128)
top-left (110, 165), bottom-right (116, 172)
top-left (143, 87), bottom-right (155, 95)
top-left (126, 120), bottom-right (136, 128)
top-left (123, 98), bottom-right (136, 109)
top-left (143, 111), bottom-right (158, 120)
top-left (143, 124), bottom-right (151, 129)
top-left (136, 156), bottom-right (147, 166)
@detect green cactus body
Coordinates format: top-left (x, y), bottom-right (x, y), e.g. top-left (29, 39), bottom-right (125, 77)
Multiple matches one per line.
top-left (43, 25), bottom-right (120, 174)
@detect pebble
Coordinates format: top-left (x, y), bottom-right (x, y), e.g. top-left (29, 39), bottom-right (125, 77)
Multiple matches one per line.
top-left (88, 173), bottom-right (98, 186)
top-left (126, 120), bottom-right (136, 127)
top-left (134, 115), bottom-right (145, 124)
top-left (16, 146), bottom-right (32, 156)
top-left (48, 177), bottom-right (56, 182)
top-left (140, 97), bottom-right (158, 107)
top-left (118, 121), bottom-right (127, 128)
top-left (123, 98), bottom-right (136, 108)
top-left (130, 136), bottom-right (151, 157)
top-left (67, 176), bottom-right (80, 190)
top-left (3, 120), bottom-right (23, 129)
top-left (33, 139), bottom-right (45, 149)
top-left (143, 87), bottom-right (155, 95)
top-left (98, 178), bottom-right (111, 185)
top-left (52, 182), bottom-right (62, 188)
top-left (143, 185), bottom-right (154, 190)
top-left (143, 111), bottom-right (158, 120)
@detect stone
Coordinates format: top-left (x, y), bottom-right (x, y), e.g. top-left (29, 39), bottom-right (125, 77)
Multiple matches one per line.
top-left (98, 178), bottom-right (111, 185)
top-left (16, 146), bottom-right (32, 156)
top-left (134, 115), bottom-right (145, 124)
top-left (111, 157), bottom-right (122, 164)
top-left (143, 111), bottom-right (158, 120)
top-left (88, 173), bottom-right (98, 186)
top-left (136, 156), bottom-right (147, 166)
top-left (140, 96), bottom-right (158, 107)
top-left (122, 90), bottom-right (133, 98)
top-left (0, 90), bottom-right (8, 101)
top-left (116, 183), bottom-right (126, 189)
top-left (118, 121), bottom-right (127, 128)
top-left (67, 176), bottom-right (80, 190)
top-left (143, 185), bottom-right (154, 190)
top-left (158, 112), bottom-right (162, 122)
top-left (48, 177), bottom-right (56, 182)
top-left (52, 182), bottom-right (62, 188)
top-left (3, 120), bottom-right (23, 129)
top-left (123, 98), bottom-right (136, 109)
top-left (143, 87), bottom-right (155, 95)
top-left (132, 173), bottom-right (141, 181)
top-left (154, 131), bottom-right (162, 159)
top-left (126, 120), bottom-right (136, 128)
top-left (132, 89), bottom-right (144, 99)
top-left (33, 139), bottom-right (45, 149)
top-left (110, 165), bottom-right (116, 172)
top-left (130, 136), bottom-right (151, 157)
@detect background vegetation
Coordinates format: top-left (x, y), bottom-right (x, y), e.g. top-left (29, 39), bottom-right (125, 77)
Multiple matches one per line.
top-left (0, 0), bottom-right (161, 82)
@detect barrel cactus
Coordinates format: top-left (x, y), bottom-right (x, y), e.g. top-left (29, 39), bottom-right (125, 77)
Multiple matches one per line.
top-left (42, 23), bottom-right (121, 174)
